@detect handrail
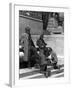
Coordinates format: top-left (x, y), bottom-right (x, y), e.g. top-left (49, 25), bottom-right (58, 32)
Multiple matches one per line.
top-left (19, 15), bottom-right (42, 22)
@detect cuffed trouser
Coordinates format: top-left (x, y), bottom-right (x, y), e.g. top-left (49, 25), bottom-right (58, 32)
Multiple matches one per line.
top-left (40, 64), bottom-right (47, 72)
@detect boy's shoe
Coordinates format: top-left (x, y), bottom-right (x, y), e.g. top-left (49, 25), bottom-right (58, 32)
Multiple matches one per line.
top-left (44, 70), bottom-right (51, 78)
top-left (53, 65), bottom-right (60, 69)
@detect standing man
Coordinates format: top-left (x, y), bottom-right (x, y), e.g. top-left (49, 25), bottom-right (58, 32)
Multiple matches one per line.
top-left (42, 12), bottom-right (50, 31)
top-left (25, 26), bottom-right (39, 67)
top-left (20, 27), bottom-right (29, 62)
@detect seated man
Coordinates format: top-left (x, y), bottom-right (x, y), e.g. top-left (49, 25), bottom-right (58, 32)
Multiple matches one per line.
top-left (36, 34), bottom-right (47, 49)
top-left (36, 33), bottom-right (59, 69)
top-left (36, 33), bottom-right (48, 69)
top-left (38, 47), bottom-right (48, 72)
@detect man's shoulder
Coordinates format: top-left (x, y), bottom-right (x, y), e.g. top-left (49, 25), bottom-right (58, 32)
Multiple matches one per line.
top-left (22, 33), bottom-right (28, 36)
top-left (22, 33), bottom-right (28, 38)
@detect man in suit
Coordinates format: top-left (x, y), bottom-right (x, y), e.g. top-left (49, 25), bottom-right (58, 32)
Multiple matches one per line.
top-left (25, 27), bottom-right (40, 67)
top-left (42, 12), bottom-right (50, 31)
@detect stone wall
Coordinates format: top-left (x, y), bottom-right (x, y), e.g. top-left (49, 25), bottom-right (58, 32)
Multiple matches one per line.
top-left (19, 16), bottom-right (43, 37)
top-left (19, 16), bottom-right (63, 37)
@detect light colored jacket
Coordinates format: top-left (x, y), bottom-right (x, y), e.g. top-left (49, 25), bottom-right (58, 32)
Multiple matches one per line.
top-left (20, 33), bottom-right (29, 61)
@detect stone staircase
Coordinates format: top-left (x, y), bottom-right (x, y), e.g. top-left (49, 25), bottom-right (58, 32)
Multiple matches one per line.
top-left (47, 17), bottom-right (63, 34)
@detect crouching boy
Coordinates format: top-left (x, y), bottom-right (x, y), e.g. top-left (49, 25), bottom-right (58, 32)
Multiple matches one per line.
top-left (46, 47), bottom-right (60, 69)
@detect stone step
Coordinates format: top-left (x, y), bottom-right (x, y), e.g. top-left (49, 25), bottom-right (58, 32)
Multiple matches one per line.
top-left (47, 18), bottom-right (58, 28)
